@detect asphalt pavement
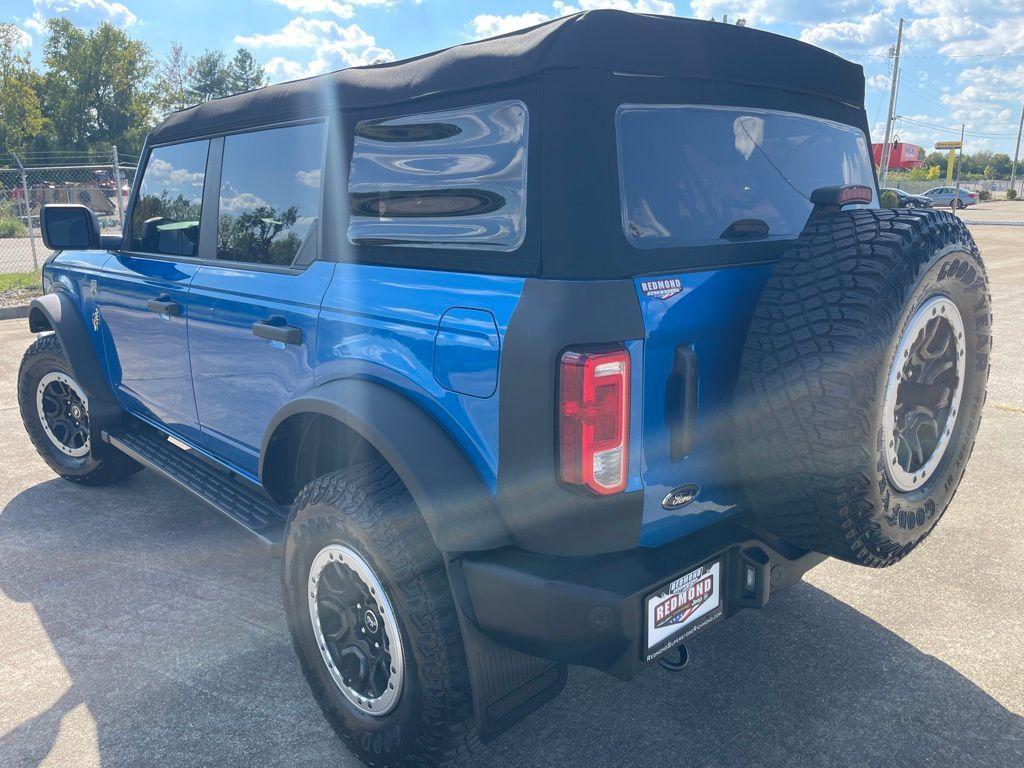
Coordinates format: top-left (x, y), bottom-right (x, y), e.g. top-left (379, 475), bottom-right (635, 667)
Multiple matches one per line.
top-left (0, 216), bottom-right (1022, 767)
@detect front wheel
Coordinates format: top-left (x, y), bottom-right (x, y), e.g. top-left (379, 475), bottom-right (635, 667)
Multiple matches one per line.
top-left (282, 460), bottom-right (477, 767)
top-left (18, 334), bottom-right (140, 485)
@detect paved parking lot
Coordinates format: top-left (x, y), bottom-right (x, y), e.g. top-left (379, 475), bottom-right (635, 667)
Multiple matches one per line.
top-left (1, 218), bottom-right (1022, 767)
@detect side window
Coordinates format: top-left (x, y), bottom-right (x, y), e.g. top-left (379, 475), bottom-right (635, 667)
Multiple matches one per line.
top-left (217, 122), bottom-right (325, 267)
top-left (348, 100), bottom-right (528, 252)
top-left (130, 140), bottom-right (209, 257)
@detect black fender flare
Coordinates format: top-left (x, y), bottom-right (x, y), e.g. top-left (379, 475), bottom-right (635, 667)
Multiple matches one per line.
top-left (27, 291), bottom-right (122, 425)
top-left (259, 378), bottom-right (509, 553)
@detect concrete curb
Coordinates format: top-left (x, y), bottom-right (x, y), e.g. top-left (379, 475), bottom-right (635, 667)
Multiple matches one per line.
top-left (0, 304), bottom-right (30, 322)
top-left (963, 220), bottom-right (1024, 227)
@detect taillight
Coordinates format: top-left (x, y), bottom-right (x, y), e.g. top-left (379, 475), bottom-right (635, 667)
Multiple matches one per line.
top-left (559, 347), bottom-right (630, 495)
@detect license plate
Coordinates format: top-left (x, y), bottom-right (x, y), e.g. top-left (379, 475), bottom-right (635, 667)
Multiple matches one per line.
top-left (644, 560), bottom-right (723, 663)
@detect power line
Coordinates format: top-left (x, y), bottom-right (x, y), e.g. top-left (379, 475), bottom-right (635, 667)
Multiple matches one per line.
top-left (896, 117), bottom-right (1020, 139)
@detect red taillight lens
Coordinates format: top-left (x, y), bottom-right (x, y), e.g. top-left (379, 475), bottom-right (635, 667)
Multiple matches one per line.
top-left (559, 347), bottom-right (630, 495)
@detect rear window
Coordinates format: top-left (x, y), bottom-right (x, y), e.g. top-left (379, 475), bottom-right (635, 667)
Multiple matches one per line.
top-left (617, 105), bottom-right (876, 248)
top-left (347, 100), bottom-right (528, 252)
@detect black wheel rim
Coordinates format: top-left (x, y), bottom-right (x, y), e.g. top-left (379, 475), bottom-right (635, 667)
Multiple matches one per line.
top-left (36, 372), bottom-right (90, 457)
top-left (883, 296), bottom-right (966, 491)
top-left (308, 545), bottom-right (404, 715)
top-left (317, 563), bottom-right (393, 700)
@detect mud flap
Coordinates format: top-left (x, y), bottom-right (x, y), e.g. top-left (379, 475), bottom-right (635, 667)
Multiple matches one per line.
top-left (446, 557), bottom-right (566, 742)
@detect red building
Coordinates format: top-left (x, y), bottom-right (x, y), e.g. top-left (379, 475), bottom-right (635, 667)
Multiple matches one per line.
top-left (872, 142), bottom-right (924, 170)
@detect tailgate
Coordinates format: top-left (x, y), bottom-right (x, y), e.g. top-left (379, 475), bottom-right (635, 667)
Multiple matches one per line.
top-left (633, 265), bottom-right (772, 546)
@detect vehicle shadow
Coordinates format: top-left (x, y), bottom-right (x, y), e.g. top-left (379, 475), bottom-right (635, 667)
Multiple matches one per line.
top-left (1, 476), bottom-right (1021, 768)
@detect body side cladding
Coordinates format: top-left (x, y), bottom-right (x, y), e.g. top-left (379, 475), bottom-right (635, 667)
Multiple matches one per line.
top-left (260, 378), bottom-right (510, 553)
top-left (27, 291), bottom-right (123, 431)
top-left (497, 278), bottom-right (646, 555)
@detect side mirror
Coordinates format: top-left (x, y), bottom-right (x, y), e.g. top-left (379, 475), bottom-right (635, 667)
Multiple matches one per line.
top-left (40, 204), bottom-right (101, 251)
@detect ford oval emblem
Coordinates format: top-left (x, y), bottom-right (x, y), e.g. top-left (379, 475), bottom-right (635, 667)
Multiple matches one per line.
top-left (662, 484), bottom-right (700, 510)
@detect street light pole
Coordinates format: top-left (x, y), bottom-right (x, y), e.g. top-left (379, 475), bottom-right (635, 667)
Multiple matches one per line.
top-left (879, 17), bottom-right (904, 189)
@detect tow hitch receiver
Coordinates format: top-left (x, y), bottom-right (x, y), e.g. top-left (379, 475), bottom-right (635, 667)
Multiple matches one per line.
top-left (459, 517), bottom-right (826, 681)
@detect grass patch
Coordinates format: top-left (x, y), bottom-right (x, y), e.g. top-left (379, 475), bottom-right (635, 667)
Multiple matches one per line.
top-left (0, 271), bottom-right (42, 295)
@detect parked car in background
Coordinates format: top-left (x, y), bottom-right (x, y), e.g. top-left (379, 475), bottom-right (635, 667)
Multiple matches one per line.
top-left (924, 186), bottom-right (978, 208)
top-left (881, 187), bottom-right (934, 208)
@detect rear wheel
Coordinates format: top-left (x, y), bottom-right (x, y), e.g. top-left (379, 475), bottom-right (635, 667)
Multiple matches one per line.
top-left (282, 460), bottom-right (477, 767)
top-left (18, 334), bottom-right (140, 485)
top-left (736, 209), bottom-right (991, 567)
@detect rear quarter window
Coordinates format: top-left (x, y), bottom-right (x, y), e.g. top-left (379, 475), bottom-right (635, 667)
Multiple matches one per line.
top-left (347, 100), bottom-right (528, 252)
top-left (617, 105), bottom-right (876, 249)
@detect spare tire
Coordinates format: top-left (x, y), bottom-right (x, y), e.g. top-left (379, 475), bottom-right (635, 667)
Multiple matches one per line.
top-left (736, 209), bottom-right (991, 567)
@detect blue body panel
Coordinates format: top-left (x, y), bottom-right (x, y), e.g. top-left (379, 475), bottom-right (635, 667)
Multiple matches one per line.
top-left (95, 253), bottom-right (204, 446)
top-left (316, 263), bottom-right (524, 493)
top-left (634, 265), bottom-right (772, 547)
top-left (433, 308), bottom-right (501, 399)
top-left (188, 261), bottom-right (334, 477)
top-left (44, 249), bottom-right (773, 550)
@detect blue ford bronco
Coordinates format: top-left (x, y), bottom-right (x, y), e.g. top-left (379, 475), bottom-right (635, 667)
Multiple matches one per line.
top-left (18, 11), bottom-right (991, 767)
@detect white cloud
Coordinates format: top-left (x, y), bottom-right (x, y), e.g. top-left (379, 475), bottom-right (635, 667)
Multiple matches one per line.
top-left (27, 0), bottom-right (138, 31)
top-left (471, 12), bottom-right (551, 39)
top-left (268, 0), bottom-right (398, 13)
top-left (148, 158), bottom-right (204, 198)
top-left (9, 26), bottom-right (33, 48)
top-left (691, 0), bottom-right (868, 26)
top-left (271, 0), bottom-right (355, 18)
top-left (296, 168), bottom-right (322, 188)
top-left (237, 17), bottom-right (375, 49)
top-left (220, 191), bottom-right (271, 214)
top-left (240, 17), bottom-right (395, 81)
top-left (552, 1), bottom-right (676, 14)
top-left (798, 12), bottom-right (894, 55)
top-left (866, 73), bottom-right (890, 91)
top-left (469, 1), bottom-right (676, 40)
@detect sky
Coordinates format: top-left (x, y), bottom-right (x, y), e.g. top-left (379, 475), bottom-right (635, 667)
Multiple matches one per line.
top-left (7, 0), bottom-right (1024, 155)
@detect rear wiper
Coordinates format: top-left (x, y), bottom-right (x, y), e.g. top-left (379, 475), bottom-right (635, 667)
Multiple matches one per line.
top-left (720, 218), bottom-right (770, 241)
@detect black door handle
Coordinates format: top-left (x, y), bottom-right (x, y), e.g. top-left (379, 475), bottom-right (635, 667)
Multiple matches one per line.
top-left (667, 344), bottom-right (698, 461)
top-left (253, 320), bottom-right (302, 346)
top-left (146, 298), bottom-right (180, 316)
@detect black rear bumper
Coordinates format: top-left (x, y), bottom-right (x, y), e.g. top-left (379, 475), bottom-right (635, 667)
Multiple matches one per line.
top-left (455, 516), bottom-right (825, 681)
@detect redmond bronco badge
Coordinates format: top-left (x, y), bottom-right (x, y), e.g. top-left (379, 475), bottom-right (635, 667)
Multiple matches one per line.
top-left (645, 561), bottom-right (723, 662)
top-left (640, 277), bottom-right (683, 300)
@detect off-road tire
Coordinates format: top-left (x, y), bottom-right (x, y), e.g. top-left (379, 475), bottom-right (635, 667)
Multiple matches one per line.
top-left (736, 209), bottom-right (991, 567)
top-left (18, 334), bottom-right (141, 486)
top-left (282, 460), bottom-right (477, 767)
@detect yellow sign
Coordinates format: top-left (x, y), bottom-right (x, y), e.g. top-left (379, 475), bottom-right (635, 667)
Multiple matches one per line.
top-left (935, 141), bottom-right (962, 149)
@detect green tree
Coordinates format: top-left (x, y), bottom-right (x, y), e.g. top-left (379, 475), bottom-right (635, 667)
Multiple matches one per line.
top-left (187, 50), bottom-right (229, 102)
top-left (226, 48), bottom-right (266, 94)
top-left (0, 23), bottom-right (48, 154)
top-left (42, 18), bottom-right (154, 153)
top-left (990, 153), bottom-right (1012, 178)
top-left (154, 42), bottom-right (192, 115)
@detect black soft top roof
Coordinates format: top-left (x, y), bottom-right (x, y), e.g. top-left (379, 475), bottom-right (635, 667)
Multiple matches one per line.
top-left (149, 10), bottom-right (864, 144)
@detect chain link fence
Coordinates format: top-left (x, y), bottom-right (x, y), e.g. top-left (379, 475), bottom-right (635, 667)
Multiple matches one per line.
top-left (0, 149), bottom-right (136, 275)
top-left (887, 178), bottom-right (1020, 196)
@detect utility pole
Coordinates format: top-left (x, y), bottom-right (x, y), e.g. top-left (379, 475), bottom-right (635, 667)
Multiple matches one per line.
top-left (953, 124), bottom-right (965, 216)
top-left (879, 17), bottom-right (904, 188)
top-left (1011, 105), bottom-right (1024, 198)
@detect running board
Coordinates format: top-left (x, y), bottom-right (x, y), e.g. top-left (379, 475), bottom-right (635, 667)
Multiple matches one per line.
top-left (103, 426), bottom-right (289, 551)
